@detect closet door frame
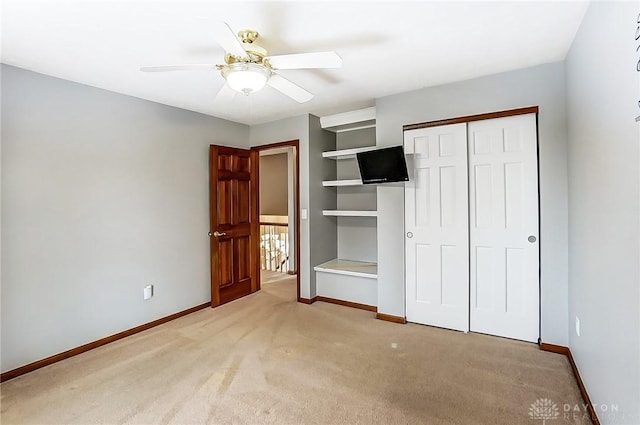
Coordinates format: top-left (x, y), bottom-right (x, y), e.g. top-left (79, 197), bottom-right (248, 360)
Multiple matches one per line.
top-left (403, 106), bottom-right (539, 132)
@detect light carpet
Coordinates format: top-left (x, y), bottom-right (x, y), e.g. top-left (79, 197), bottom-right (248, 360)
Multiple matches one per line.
top-left (1, 273), bottom-right (589, 424)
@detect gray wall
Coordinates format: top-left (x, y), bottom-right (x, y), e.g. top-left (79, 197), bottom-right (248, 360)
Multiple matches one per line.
top-left (249, 115), bottom-right (316, 297)
top-left (336, 127), bottom-right (376, 262)
top-left (308, 115), bottom-right (337, 293)
top-left (376, 62), bottom-right (570, 345)
top-left (1, 65), bottom-right (249, 372)
top-left (565, 2), bottom-right (640, 423)
top-left (259, 153), bottom-right (288, 216)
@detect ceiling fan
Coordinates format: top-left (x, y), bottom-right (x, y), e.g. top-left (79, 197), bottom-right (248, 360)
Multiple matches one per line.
top-left (141, 22), bottom-right (342, 103)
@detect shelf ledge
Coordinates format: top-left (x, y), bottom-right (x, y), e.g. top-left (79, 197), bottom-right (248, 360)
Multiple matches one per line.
top-left (322, 179), bottom-right (363, 187)
top-left (314, 259), bottom-right (378, 279)
top-left (322, 210), bottom-right (377, 217)
top-left (322, 146), bottom-right (377, 160)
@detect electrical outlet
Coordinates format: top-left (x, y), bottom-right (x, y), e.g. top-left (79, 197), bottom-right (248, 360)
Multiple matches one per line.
top-left (575, 316), bottom-right (580, 337)
top-left (144, 284), bottom-right (153, 300)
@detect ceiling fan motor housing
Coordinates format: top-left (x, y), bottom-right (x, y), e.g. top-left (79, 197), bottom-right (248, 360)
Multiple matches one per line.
top-left (223, 29), bottom-right (269, 65)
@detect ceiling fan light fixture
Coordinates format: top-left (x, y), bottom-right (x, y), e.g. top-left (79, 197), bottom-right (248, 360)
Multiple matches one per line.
top-left (222, 63), bottom-right (270, 95)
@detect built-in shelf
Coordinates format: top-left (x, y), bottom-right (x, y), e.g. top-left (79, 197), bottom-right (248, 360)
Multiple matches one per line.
top-left (320, 107), bottom-right (376, 131)
top-left (322, 179), bottom-right (363, 187)
top-left (322, 210), bottom-right (377, 217)
top-left (322, 146), bottom-right (376, 160)
top-left (314, 259), bottom-right (378, 279)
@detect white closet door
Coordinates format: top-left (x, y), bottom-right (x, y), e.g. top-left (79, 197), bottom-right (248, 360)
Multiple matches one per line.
top-left (404, 123), bottom-right (469, 332)
top-left (468, 113), bottom-right (539, 342)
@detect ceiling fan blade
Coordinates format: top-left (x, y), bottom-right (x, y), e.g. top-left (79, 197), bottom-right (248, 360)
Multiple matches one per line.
top-left (265, 51), bottom-right (342, 70)
top-left (140, 64), bottom-right (217, 72)
top-left (212, 22), bottom-right (247, 58)
top-left (214, 84), bottom-right (237, 103)
top-left (267, 73), bottom-right (314, 103)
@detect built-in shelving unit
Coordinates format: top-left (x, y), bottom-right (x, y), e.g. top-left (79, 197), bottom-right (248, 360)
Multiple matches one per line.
top-left (315, 107), bottom-right (378, 310)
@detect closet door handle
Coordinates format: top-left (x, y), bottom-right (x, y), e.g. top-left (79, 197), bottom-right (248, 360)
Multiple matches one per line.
top-left (407, 232), bottom-right (414, 239)
top-left (528, 235), bottom-right (537, 243)
top-left (213, 231), bottom-right (227, 237)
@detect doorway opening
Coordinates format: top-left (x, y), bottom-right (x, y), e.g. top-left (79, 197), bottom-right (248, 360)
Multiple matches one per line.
top-left (253, 140), bottom-right (301, 301)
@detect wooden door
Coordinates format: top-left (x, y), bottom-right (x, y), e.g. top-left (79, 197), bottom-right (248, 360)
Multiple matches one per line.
top-left (404, 123), bottom-right (470, 332)
top-left (210, 145), bottom-right (259, 307)
top-left (468, 113), bottom-right (539, 342)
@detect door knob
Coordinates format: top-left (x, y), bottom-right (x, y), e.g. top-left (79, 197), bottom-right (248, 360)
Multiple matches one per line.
top-left (213, 231), bottom-right (227, 237)
top-left (407, 232), bottom-right (414, 239)
top-left (528, 235), bottom-right (537, 243)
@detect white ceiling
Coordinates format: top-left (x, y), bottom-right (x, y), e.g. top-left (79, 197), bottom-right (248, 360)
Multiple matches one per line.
top-left (1, 1), bottom-right (589, 125)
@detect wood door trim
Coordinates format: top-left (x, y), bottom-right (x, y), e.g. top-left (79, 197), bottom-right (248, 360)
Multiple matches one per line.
top-left (0, 302), bottom-right (209, 383)
top-left (539, 343), bottom-right (601, 425)
top-left (253, 140), bottom-right (300, 151)
top-left (209, 145), bottom-right (221, 307)
top-left (250, 149), bottom-right (260, 293)
top-left (252, 140), bottom-right (301, 302)
top-left (403, 106), bottom-right (539, 131)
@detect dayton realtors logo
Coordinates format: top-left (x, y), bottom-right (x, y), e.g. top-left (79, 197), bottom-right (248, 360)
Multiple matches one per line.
top-left (529, 398), bottom-right (560, 424)
top-left (529, 399), bottom-right (624, 423)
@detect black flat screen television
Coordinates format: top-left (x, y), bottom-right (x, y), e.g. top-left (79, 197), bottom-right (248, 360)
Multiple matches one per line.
top-left (356, 146), bottom-right (409, 184)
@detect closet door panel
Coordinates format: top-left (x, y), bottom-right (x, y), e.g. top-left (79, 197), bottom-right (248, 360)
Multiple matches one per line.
top-left (404, 123), bottom-right (469, 332)
top-left (468, 113), bottom-right (539, 342)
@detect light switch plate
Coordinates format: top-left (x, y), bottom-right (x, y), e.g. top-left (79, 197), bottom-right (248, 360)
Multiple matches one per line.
top-left (144, 285), bottom-right (153, 300)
